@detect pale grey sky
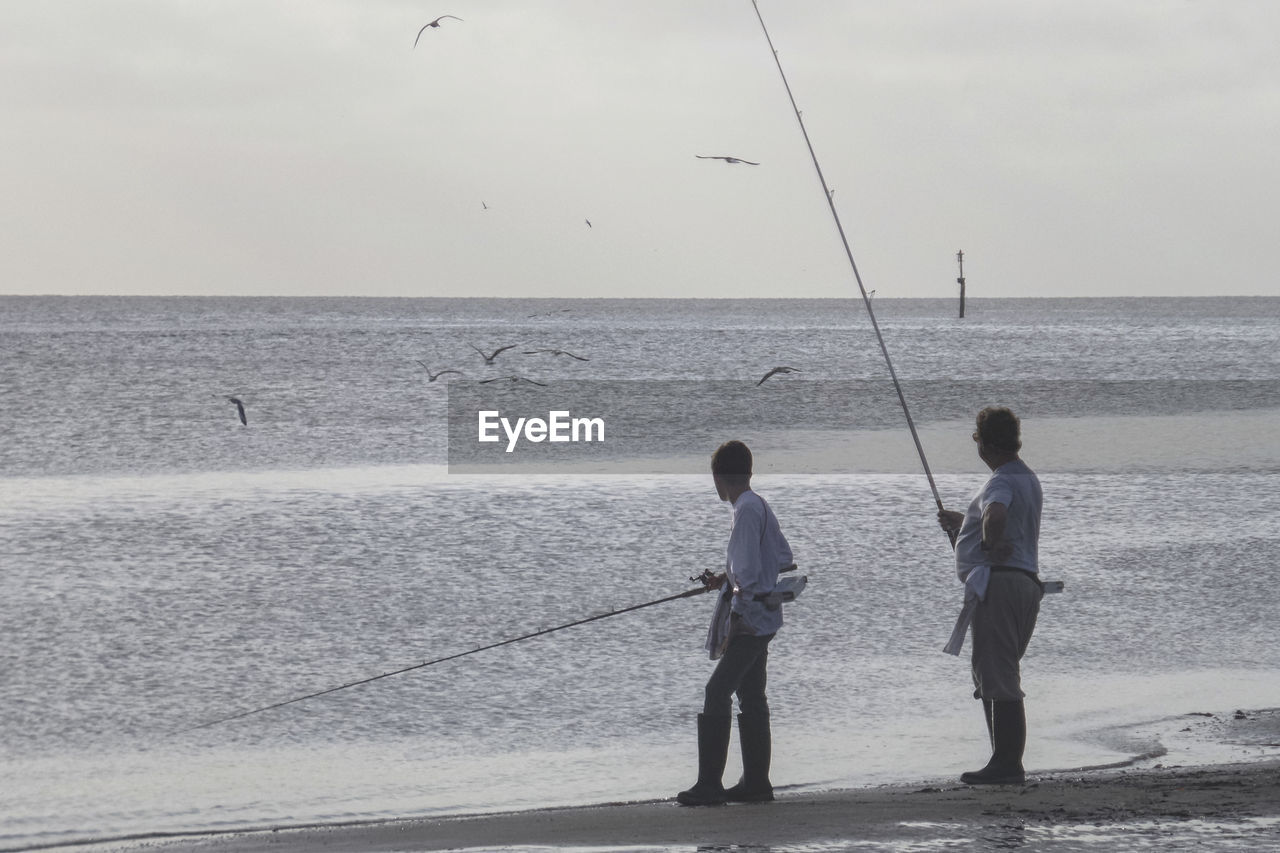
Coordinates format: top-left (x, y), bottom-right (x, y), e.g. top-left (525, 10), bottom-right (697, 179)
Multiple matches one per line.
top-left (3, 1), bottom-right (1277, 298)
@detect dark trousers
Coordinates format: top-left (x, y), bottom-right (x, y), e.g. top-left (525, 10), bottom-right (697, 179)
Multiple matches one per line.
top-left (703, 632), bottom-right (773, 716)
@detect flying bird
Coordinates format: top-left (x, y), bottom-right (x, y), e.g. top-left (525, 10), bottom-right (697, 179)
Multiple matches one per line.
top-left (696, 155), bottom-right (760, 166)
top-left (523, 349), bottom-right (589, 361)
top-left (585, 219), bottom-right (592, 228)
top-left (226, 396), bottom-right (247, 425)
top-left (415, 361), bottom-right (462, 382)
top-left (756, 367), bottom-right (801, 386)
top-left (414, 15), bottom-right (463, 47)
top-left (479, 376), bottom-right (547, 387)
top-left (471, 344), bottom-right (518, 365)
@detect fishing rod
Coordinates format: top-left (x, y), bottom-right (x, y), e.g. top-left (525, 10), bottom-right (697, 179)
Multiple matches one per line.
top-left (750, 1), bottom-right (952, 534)
top-left (175, 584), bottom-right (711, 734)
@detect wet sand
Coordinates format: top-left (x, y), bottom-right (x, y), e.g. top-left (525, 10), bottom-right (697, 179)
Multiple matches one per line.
top-left (68, 709), bottom-right (1277, 851)
top-left (116, 763), bottom-right (1280, 852)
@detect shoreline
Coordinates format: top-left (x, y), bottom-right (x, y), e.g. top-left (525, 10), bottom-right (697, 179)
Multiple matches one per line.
top-left (52, 758), bottom-right (1280, 853)
top-left (22, 707), bottom-right (1280, 852)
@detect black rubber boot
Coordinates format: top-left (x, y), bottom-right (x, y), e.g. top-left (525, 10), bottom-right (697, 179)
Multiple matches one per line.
top-left (960, 700), bottom-right (1026, 785)
top-left (982, 698), bottom-right (995, 749)
top-left (676, 714), bottom-right (731, 805)
top-left (725, 711), bottom-right (773, 802)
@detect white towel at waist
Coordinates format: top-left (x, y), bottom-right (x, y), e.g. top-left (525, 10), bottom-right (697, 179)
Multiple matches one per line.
top-left (704, 587), bottom-right (733, 660)
top-left (943, 564), bottom-right (990, 656)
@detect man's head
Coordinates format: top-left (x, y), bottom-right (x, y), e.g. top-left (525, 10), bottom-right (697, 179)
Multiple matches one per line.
top-left (973, 406), bottom-right (1022, 460)
top-left (711, 440), bottom-right (752, 501)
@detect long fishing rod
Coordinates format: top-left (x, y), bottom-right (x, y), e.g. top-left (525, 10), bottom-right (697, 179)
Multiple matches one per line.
top-left (176, 584), bottom-right (710, 734)
top-left (750, 1), bottom-right (950, 527)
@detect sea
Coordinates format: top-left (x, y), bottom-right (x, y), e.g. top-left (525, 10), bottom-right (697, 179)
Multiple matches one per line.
top-left (2, 295), bottom-right (1279, 852)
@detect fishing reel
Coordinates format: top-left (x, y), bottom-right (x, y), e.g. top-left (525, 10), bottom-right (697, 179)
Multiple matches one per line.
top-left (690, 568), bottom-right (723, 590)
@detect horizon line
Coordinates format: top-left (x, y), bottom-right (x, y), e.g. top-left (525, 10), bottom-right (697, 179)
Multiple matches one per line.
top-left (2, 293), bottom-right (1276, 301)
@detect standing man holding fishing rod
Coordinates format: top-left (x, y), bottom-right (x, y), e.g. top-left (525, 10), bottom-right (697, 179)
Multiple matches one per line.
top-left (747, 0), bottom-right (1053, 791)
top-left (938, 407), bottom-right (1044, 785)
top-left (676, 440), bottom-right (798, 806)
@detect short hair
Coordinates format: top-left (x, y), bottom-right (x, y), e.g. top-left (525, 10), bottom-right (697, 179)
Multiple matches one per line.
top-left (975, 407), bottom-right (1022, 452)
top-left (711, 440), bottom-right (753, 479)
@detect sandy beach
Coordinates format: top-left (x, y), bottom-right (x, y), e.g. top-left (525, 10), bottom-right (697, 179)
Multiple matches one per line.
top-left (83, 710), bottom-right (1280, 853)
top-left (101, 762), bottom-right (1280, 852)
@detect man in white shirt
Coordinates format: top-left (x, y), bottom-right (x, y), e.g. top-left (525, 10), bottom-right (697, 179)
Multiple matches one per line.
top-left (938, 407), bottom-right (1043, 785)
top-left (676, 440), bottom-right (794, 806)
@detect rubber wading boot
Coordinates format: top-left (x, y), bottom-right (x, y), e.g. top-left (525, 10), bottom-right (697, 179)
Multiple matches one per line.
top-left (725, 711), bottom-right (773, 802)
top-left (676, 713), bottom-right (731, 805)
top-left (960, 699), bottom-right (1026, 785)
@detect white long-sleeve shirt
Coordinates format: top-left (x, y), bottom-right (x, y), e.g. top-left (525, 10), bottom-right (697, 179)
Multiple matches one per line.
top-left (724, 490), bottom-right (793, 636)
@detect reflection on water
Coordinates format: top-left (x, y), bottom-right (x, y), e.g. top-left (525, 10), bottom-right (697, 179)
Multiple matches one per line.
top-left (890, 817), bottom-right (1280, 851)
top-left (471, 817), bottom-right (1280, 852)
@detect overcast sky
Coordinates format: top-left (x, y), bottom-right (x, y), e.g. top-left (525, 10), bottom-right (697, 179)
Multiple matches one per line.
top-left (3, 1), bottom-right (1277, 299)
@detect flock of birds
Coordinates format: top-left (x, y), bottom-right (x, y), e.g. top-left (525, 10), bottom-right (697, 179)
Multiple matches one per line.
top-left (412, 345), bottom-right (797, 394)
top-left (222, 343), bottom-right (801, 426)
top-left (217, 17), bottom-right (783, 427)
top-left (418, 343), bottom-right (590, 389)
top-left (415, 13), bottom-right (760, 226)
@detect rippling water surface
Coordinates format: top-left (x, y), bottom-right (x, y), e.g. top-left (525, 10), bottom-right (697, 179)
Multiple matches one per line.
top-left (2, 296), bottom-right (1278, 850)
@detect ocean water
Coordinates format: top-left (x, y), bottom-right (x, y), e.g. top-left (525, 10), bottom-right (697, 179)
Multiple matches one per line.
top-left (1, 296), bottom-right (1278, 850)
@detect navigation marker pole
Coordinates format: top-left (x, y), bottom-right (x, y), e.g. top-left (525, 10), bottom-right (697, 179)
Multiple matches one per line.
top-left (957, 249), bottom-right (967, 319)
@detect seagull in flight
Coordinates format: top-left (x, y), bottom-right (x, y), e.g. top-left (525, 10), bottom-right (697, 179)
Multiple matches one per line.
top-left (472, 344), bottom-right (518, 365)
top-left (414, 15), bottom-right (463, 47)
top-left (585, 219), bottom-right (592, 228)
top-left (523, 349), bottom-right (589, 361)
top-left (480, 376), bottom-right (547, 387)
top-left (226, 396), bottom-right (248, 425)
top-left (756, 366), bottom-right (801, 386)
top-left (696, 155), bottom-right (760, 166)
top-left (415, 361), bottom-right (462, 382)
